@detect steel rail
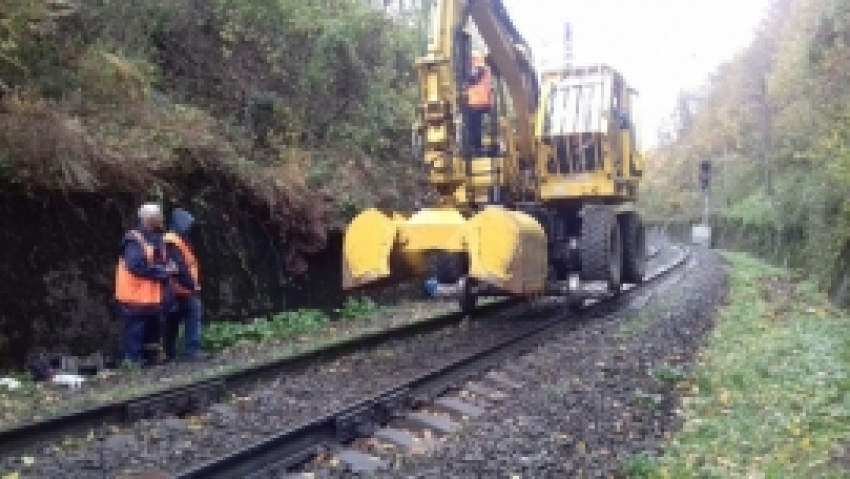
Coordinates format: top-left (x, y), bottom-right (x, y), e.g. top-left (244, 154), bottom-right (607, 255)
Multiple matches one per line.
top-left (177, 244), bottom-right (685, 479)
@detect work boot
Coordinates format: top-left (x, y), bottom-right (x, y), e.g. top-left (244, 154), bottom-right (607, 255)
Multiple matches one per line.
top-left (142, 344), bottom-right (165, 367)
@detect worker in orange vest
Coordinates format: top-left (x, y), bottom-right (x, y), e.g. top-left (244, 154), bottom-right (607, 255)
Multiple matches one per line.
top-left (464, 50), bottom-right (493, 155)
top-left (115, 203), bottom-right (176, 366)
top-left (163, 208), bottom-right (209, 362)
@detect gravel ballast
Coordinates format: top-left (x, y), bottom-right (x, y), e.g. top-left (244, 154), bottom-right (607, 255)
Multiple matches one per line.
top-left (0, 300), bottom-right (561, 477)
top-left (343, 248), bottom-right (729, 478)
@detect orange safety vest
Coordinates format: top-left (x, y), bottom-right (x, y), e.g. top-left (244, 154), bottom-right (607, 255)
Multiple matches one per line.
top-left (115, 230), bottom-right (165, 307)
top-left (466, 57), bottom-right (493, 109)
top-left (164, 232), bottom-right (199, 297)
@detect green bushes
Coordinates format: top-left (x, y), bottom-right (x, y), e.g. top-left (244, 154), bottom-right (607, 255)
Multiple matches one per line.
top-left (1, 0), bottom-right (423, 211)
top-left (200, 297), bottom-right (379, 352)
top-left (335, 296), bottom-right (378, 320)
top-left (642, 0), bottom-right (850, 296)
top-left (201, 309), bottom-right (330, 351)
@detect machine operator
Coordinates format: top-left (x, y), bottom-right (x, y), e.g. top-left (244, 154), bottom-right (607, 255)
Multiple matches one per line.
top-left (464, 50), bottom-right (493, 156)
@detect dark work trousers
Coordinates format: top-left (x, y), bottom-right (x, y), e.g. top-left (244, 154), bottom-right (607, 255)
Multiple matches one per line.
top-left (164, 296), bottom-right (203, 360)
top-left (142, 315), bottom-right (163, 365)
top-left (467, 108), bottom-right (484, 154)
top-left (121, 313), bottom-right (160, 365)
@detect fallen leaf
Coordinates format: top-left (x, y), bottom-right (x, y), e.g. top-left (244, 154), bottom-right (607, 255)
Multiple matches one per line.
top-left (718, 389), bottom-right (731, 407)
top-left (3, 473), bottom-right (20, 479)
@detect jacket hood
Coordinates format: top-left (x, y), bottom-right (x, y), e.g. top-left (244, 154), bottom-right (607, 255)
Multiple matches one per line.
top-left (170, 208), bottom-right (195, 236)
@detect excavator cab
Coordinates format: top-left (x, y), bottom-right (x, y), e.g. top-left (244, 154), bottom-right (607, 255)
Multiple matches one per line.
top-left (536, 64), bottom-right (643, 201)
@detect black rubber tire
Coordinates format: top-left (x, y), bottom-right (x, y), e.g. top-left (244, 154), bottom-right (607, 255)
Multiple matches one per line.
top-left (459, 277), bottom-right (477, 316)
top-left (578, 205), bottom-right (622, 290)
top-left (619, 212), bottom-right (647, 284)
top-left (428, 252), bottom-right (464, 284)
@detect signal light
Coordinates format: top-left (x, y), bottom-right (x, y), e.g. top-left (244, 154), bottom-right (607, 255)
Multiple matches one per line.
top-left (699, 160), bottom-right (711, 191)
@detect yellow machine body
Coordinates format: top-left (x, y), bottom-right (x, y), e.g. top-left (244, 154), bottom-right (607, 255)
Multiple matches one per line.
top-left (342, 0), bottom-right (647, 308)
top-left (535, 64), bottom-right (644, 202)
top-left (343, 205), bottom-right (546, 296)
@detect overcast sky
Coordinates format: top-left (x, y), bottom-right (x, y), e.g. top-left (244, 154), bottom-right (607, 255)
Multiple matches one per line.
top-left (500, 0), bottom-right (771, 148)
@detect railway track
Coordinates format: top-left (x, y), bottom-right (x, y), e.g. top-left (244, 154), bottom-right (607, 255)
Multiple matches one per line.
top-left (175, 243), bottom-right (685, 479)
top-left (1, 242), bottom-right (662, 455)
top-left (0, 300), bottom-right (515, 455)
top-left (0, 243), bottom-right (668, 476)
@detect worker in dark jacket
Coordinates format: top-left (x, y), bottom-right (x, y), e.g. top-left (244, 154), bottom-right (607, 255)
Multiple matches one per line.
top-left (115, 203), bottom-right (176, 366)
top-left (163, 208), bottom-right (209, 361)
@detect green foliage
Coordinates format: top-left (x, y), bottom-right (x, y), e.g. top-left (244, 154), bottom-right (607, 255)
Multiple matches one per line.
top-left (200, 299), bottom-right (383, 352)
top-left (0, 0), bottom-right (424, 213)
top-left (724, 190), bottom-right (775, 227)
top-left (201, 308), bottom-right (330, 352)
top-left (620, 452), bottom-right (664, 479)
top-left (0, 0), bottom-right (67, 92)
top-left (204, 0), bottom-right (418, 155)
top-left (651, 365), bottom-right (687, 388)
top-left (335, 296), bottom-right (378, 320)
top-left (643, 0), bottom-right (850, 290)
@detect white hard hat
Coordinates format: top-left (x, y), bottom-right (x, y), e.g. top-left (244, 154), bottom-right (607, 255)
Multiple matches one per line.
top-left (138, 203), bottom-right (163, 221)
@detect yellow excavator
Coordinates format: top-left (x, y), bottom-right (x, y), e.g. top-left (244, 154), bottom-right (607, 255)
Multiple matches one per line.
top-left (342, 0), bottom-right (645, 313)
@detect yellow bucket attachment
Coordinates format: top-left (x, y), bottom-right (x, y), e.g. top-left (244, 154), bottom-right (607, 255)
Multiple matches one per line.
top-left (342, 206), bottom-right (547, 297)
top-left (464, 206), bottom-right (547, 295)
top-left (341, 208), bottom-right (405, 290)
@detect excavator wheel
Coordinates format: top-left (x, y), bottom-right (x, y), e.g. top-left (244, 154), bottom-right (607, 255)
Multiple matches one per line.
top-left (619, 212), bottom-right (647, 284)
top-left (428, 252), bottom-right (476, 314)
top-left (428, 252), bottom-right (465, 284)
top-left (579, 205), bottom-right (623, 291)
top-left (459, 277), bottom-right (478, 317)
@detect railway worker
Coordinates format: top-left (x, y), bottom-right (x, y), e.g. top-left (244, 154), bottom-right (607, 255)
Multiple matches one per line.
top-left (163, 208), bottom-right (210, 362)
top-left (115, 203), bottom-right (176, 366)
top-left (464, 49), bottom-right (493, 156)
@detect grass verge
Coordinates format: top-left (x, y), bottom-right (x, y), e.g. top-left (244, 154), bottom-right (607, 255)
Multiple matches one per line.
top-left (624, 251), bottom-right (850, 478)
